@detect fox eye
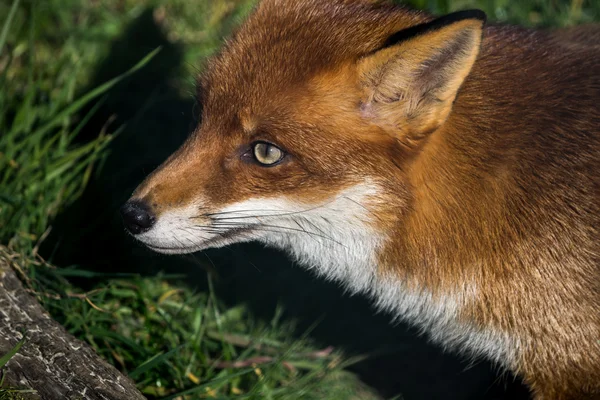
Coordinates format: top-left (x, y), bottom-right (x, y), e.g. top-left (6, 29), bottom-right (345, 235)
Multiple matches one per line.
top-left (252, 142), bottom-right (284, 166)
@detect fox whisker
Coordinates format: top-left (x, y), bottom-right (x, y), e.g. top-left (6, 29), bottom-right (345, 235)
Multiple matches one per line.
top-left (199, 221), bottom-right (345, 246)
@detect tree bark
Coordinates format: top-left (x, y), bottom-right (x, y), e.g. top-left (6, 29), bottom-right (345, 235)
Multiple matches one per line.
top-left (0, 259), bottom-right (146, 400)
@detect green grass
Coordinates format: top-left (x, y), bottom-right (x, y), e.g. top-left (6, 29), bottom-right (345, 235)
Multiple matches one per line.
top-left (0, 0), bottom-right (598, 399)
top-left (2, 248), bottom-right (376, 399)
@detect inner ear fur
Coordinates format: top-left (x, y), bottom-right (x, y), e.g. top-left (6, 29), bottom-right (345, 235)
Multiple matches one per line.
top-left (358, 10), bottom-right (486, 145)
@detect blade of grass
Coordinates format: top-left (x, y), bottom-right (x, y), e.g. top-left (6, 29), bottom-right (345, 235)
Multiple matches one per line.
top-left (0, 0), bottom-right (20, 56)
top-left (12, 46), bottom-right (161, 149)
top-left (0, 336), bottom-right (26, 368)
top-left (159, 368), bottom-right (255, 400)
top-left (129, 344), bottom-right (187, 380)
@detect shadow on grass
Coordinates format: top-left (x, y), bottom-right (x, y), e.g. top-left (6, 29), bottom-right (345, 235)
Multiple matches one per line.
top-left (42, 8), bottom-right (531, 400)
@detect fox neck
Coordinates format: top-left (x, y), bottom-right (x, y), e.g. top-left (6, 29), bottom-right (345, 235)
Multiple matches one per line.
top-left (235, 182), bottom-right (383, 293)
top-left (258, 179), bottom-right (518, 370)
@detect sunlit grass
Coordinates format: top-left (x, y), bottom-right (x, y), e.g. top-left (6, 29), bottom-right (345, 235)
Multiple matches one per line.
top-left (1, 246), bottom-right (377, 399)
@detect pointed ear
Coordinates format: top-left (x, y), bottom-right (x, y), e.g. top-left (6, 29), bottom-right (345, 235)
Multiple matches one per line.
top-left (358, 10), bottom-right (485, 145)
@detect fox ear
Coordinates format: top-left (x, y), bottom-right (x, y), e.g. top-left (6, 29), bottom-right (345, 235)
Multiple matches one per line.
top-left (358, 10), bottom-right (485, 145)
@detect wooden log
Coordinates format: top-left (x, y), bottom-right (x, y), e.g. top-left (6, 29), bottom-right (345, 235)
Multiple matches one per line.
top-left (0, 259), bottom-right (146, 400)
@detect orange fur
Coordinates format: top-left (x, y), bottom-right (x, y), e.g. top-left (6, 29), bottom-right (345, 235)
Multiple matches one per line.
top-left (124, 1), bottom-right (600, 398)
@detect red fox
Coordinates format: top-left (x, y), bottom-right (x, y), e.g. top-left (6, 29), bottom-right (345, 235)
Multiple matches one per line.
top-left (120, 1), bottom-right (600, 398)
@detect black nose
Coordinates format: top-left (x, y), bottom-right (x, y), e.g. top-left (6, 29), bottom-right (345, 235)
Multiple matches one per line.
top-left (120, 200), bottom-right (156, 235)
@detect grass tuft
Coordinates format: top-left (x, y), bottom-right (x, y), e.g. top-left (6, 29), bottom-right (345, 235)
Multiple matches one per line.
top-left (2, 247), bottom-right (378, 399)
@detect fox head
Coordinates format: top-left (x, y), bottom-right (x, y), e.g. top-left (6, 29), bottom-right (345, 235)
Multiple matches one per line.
top-left (121, 0), bottom-right (485, 291)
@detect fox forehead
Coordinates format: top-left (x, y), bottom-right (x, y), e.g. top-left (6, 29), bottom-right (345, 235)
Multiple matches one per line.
top-left (199, 0), bottom-right (428, 122)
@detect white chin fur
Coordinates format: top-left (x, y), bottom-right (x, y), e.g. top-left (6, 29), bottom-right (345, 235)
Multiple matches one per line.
top-left (142, 234), bottom-right (248, 254)
top-left (145, 243), bottom-right (206, 255)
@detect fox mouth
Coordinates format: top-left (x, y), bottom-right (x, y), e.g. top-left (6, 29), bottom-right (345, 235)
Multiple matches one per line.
top-left (141, 226), bottom-right (254, 255)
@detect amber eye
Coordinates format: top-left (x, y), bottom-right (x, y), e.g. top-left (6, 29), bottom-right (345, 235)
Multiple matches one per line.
top-left (252, 142), bottom-right (284, 166)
